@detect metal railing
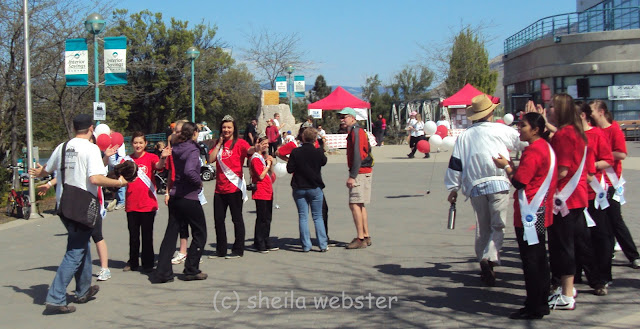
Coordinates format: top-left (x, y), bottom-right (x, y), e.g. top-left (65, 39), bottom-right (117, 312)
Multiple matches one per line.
top-left (504, 7), bottom-right (640, 54)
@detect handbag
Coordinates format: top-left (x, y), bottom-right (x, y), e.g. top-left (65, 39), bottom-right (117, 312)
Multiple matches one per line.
top-left (57, 141), bottom-right (100, 228)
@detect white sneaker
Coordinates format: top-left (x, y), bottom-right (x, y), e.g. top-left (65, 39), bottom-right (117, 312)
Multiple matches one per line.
top-left (106, 199), bottom-right (117, 212)
top-left (549, 294), bottom-right (575, 310)
top-left (114, 203), bottom-right (125, 210)
top-left (614, 241), bottom-right (622, 251)
top-left (97, 268), bottom-right (111, 281)
top-left (171, 252), bottom-right (186, 265)
top-left (549, 286), bottom-right (577, 301)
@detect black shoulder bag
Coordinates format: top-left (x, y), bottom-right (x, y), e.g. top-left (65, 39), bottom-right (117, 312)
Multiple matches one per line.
top-left (57, 141), bottom-right (100, 228)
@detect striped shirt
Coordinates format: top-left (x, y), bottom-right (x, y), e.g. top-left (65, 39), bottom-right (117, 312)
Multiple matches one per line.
top-left (470, 180), bottom-right (511, 197)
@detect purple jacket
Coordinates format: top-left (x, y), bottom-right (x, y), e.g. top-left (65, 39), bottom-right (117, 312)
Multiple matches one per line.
top-left (170, 140), bottom-right (202, 200)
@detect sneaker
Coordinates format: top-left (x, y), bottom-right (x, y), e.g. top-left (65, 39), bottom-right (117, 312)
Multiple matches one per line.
top-left (632, 259), bottom-right (640, 269)
top-left (548, 294), bottom-right (575, 310)
top-left (97, 268), bottom-right (111, 281)
top-left (76, 285), bottom-right (100, 304)
top-left (614, 241), bottom-right (622, 251)
top-left (184, 272), bottom-right (208, 281)
top-left (320, 248), bottom-right (329, 253)
top-left (258, 250), bottom-right (269, 254)
top-left (509, 307), bottom-right (547, 320)
top-left (171, 252), bottom-right (187, 265)
top-left (225, 253), bottom-right (242, 259)
top-left (267, 247), bottom-right (280, 251)
top-left (45, 304), bottom-right (76, 314)
top-left (327, 240), bottom-right (339, 247)
top-left (106, 199), bottom-right (117, 212)
top-left (480, 259), bottom-right (496, 287)
top-left (549, 286), bottom-right (577, 300)
top-left (346, 238), bottom-right (367, 249)
top-left (114, 203), bottom-right (125, 210)
top-left (123, 263), bottom-right (138, 272)
top-left (150, 274), bottom-right (174, 284)
top-left (593, 285), bottom-right (608, 296)
top-left (208, 254), bottom-right (224, 259)
top-left (364, 236), bottom-right (372, 246)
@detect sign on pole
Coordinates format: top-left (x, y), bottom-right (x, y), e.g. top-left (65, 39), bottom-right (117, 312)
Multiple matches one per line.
top-left (608, 85), bottom-right (640, 100)
top-left (308, 109), bottom-right (322, 119)
top-left (65, 38), bottom-right (89, 86)
top-left (104, 36), bottom-right (128, 85)
top-left (93, 102), bottom-right (106, 121)
top-left (294, 75), bottom-right (305, 97)
top-left (276, 76), bottom-right (287, 98)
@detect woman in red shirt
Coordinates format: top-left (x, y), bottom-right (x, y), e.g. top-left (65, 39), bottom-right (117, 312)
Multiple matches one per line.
top-left (124, 132), bottom-right (168, 272)
top-left (208, 115), bottom-right (255, 259)
top-left (250, 137), bottom-right (276, 253)
top-left (588, 100), bottom-right (640, 269)
top-left (494, 112), bottom-right (556, 319)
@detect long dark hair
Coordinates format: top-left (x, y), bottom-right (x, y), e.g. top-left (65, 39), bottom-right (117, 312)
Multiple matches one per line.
top-left (552, 93), bottom-right (587, 142)
top-left (173, 122), bottom-right (196, 144)
top-left (219, 117), bottom-right (238, 141)
top-left (522, 112), bottom-right (548, 141)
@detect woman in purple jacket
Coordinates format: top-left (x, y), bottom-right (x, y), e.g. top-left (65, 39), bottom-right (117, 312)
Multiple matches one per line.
top-left (152, 122), bottom-right (208, 283)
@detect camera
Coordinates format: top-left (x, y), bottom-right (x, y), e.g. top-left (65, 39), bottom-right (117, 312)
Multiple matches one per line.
top-left (246, 183), bottom-right (257, 191)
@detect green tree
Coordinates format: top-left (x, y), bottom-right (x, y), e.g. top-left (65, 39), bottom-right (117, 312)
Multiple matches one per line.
top-left (362, 74), bottom-right (389, 120)
top-left (389, 65), bottom-right (434, 102)
top-left (307, 75), bottom-right (332, 103)
top-left (444, 26), bottom-right (497, 96)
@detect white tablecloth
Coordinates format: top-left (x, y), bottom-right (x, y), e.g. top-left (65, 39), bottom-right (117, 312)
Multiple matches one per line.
top-left (325, 132), bottom-right (378, 149)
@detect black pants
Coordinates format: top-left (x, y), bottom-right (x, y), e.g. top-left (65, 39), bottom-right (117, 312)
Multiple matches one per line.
top-left (269, 142), bottom-right (278, 156)
top-left (126, 211), bottom-right (156, 270)
top-left (584, 200), bottom-right (614, 283)
top-left (606, 186), bottom-right (639, 262)
top-left (214, 191), bottom-right (245, 256)
top-left (515, 227), bottom-right (550, 315)
top-left (156, 197), bottom-right (206, 279)
top-left (322, 192), bottom-right (329, 240)
top-left (408, 136), bottom-right (427, 157)
top-left (254, 199), bottom-right (273, 251)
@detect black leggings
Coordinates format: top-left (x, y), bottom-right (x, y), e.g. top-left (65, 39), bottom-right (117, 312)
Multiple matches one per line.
top-left (606, 186), bottom-right (639, 262)
top-left (254, 199), bottom-right (273, 250)
top-left (126, 211), bottom-right (156, 270)
top-left (214, 191), bottom-right (245, 256)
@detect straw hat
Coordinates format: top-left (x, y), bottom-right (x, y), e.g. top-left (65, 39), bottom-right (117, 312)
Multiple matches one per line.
top-left (466, 94), bottom-right (499, 121)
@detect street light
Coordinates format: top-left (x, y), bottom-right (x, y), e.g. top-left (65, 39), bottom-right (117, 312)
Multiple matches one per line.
top-left (186, 46), bottom-right (200, 122)
top-left (84, 13), bottom-right (105, 108)
top-left (286, 65), bottom-right (295, 114)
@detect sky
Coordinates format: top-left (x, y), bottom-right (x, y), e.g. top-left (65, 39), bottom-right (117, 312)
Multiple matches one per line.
top-left (116, 0), bottom-right (577, 88)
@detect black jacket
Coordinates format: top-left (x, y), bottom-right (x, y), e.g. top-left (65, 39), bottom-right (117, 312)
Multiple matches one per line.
top-left (287, 143), bottom-right (327, 189)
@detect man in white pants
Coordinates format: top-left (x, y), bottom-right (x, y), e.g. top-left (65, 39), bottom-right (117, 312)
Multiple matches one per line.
top-left (444, 95), bottom-right (524, 286)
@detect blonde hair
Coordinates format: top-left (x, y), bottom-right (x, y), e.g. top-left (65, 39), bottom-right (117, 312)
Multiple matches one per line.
top-left (302, 127), bottom-right (318, 143)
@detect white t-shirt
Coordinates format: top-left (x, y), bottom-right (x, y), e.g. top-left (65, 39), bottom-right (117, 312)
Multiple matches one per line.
top-left (318, 129), bottom-right (326, 138)
top-left (437, 120), bottom-right (451, 129)
top-left (46, 138), bottom-right (107, 203)
top-left (273, 118), bottom-right (280, 129)
top-left (285, 135), bottom-right (296, 143)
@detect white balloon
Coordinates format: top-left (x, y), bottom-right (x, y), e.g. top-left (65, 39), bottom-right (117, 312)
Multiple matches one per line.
top-left (504, 113), bottom-right (514, 125)
top-left (273, 162), bottom-right (288, 178)
top-left (424, 121), bottom-right (437, 135)
top-left (95, 123), bottom-right (110, 136)
top-left (429, 134), bottom-right (442, 149)
top-left (441, 136), bottom-right (456, 151)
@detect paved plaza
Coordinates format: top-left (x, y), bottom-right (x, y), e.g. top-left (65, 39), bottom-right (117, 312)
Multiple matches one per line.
top-left (1, 144), bottom-right (639, 328)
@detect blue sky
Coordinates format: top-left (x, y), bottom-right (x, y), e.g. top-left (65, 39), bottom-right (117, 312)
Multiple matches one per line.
top-left (117, 0), bottom-right (577, 88)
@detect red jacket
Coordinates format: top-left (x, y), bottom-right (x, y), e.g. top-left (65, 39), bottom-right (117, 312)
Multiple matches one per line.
top-left (346, 124), bottom-right (373, 178)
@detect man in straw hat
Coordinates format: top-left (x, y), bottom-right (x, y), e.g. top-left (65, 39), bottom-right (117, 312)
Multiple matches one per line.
top-left (444, 94), bottom-right (525, 286)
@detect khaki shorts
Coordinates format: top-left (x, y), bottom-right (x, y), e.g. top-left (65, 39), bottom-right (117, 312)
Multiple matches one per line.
top-left (349, 173), bottom-right (373, 204)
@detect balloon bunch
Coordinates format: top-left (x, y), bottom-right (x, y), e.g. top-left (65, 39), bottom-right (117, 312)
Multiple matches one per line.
top-left (94, 123), bottom-right (125, 151)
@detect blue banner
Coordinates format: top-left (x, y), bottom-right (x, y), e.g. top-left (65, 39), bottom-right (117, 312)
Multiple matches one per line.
top-left (65, 39), bottom-right (88, 86)
top-left (294, 75), bottom-right (305, 98)
top-left (104, 36), bottom-right (128, 86)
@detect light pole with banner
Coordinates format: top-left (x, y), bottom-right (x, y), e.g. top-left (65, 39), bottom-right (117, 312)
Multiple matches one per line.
top-left (186, 46), bottom-right (200, 122)
top-left (286, 65), bottom-right (295, 113)
top-left (84, 13), bottom-right (105, 123)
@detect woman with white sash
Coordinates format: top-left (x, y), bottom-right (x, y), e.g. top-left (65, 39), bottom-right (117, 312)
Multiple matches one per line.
top-left (589, 100), bottom-right (640, 269)
top-left (250, 136), bottom-right (276, 253)
top-left (494, 112), bottom-right (556, 320)
top-left (208, 115), bottom-right (256, 259)
top-left (123, 132), bottom-right (169, 273)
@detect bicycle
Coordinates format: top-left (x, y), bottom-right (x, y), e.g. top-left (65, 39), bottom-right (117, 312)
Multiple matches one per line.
top-left (6, 166), bottom-right (31, 219)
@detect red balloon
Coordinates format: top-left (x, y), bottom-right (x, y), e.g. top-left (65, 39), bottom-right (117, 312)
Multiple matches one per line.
top-left (496, 119), bottom-right (505, 124)
top-left (436, 125), bottom-right (449, 138)
top-left (96, 134), bottom-right (112, 151)
top-left (111, 132), bottom-right (124, 147)
top-left (416, 140), bottom-right (430, 153)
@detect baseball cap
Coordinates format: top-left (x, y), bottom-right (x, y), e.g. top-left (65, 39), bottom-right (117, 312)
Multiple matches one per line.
top-left (73, 114), bottom-right (93, 131)
top-left (338, 107), bottom-right (357, 118)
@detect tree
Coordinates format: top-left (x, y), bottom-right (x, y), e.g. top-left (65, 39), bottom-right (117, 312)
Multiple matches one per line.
top-left (389, 65), bottom-right (434, 102)
top-left (444, 26), bottom-right (497, 96)
top-left (307, 75), bottom-right (331, 103)
top-left (241, 28), bottom-right (312, 90)
top-left (362, 74), bottom-right (389, 119)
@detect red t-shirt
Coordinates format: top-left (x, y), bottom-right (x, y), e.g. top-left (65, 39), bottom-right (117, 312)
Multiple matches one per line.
top-left (266, 126), bottom-right (279, 143)
top-left (278, 140), bottom-right (319, 157)
top-left (125, 152), bottom-right (160, 212)
top-left (513, 139), bottom-right (557, 227)
top-left (550, 125), bottom-right (588, 209)
top-left (209, 138), bottom-right (250, 194)
top-left (165, 155), bottom-right (176, 182)
top-left (601, 121), bottom-right (627, 185)
top-left (250, 156), bottom-right (273, 200)
top-left (585, 127), bottom-right (614, 200)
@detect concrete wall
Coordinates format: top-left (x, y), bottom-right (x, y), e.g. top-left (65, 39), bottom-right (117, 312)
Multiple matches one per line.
top-left (503, 29), bottom-right (640, 86)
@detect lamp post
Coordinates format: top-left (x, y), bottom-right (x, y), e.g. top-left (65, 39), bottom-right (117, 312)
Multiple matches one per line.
top-left (186, 46), bottom-right (200, 122)
top-left (84, 13), bottom-right (106, 109)
top-left (286, 65), bottom-right (295, 114)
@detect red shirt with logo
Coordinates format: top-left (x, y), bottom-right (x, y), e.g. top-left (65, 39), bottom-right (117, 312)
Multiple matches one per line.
top-left (250, 156), bottom-right (273, 200)
top-left (585, 127), bottom-right (614, 200)
top-left (210, 138), bottom-right (251, 194)
top-left (513, 138), bottom-right (557, 227)
top-left (125, 152), bottom-right (160, 212)
top-left (550, 125), bottom-right (588, 209)
top-left (601, 121), bottom-right (626, 185)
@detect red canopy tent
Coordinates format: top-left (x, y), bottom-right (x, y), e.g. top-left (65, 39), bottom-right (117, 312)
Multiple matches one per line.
top-left (307, 86), bottom-right (371, 110)
top-left (442, 83), bottom-right (500, 108)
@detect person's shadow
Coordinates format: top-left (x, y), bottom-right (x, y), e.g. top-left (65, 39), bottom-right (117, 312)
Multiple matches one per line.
top-left (5, 284), bottom-right (50, 305)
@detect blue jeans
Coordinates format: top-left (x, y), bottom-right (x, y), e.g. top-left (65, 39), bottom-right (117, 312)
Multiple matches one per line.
top-left (116, 186), bottom-right (126, 205)
top-left (46, 218), bottom-right (93, 306)
top-left (292, 188), bottom-right (327, 251)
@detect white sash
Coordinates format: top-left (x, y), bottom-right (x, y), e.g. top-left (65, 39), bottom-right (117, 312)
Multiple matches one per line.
top-left (217, 141), bottom-right (248, 203)
top-left (553, 147), bottom-right (587, 217)
top-left (518, 143), bottom-right (555, 245)
top-left (589, 175), bottom-right (610, 210)
top-left (604, 167), bottom-right (626, 205)
top-left (197, 157), bottom-right (207, 205)
top-left (124, 155), bottom-right (156, 201)
top-left (251, 153), bottom-right (272, 184)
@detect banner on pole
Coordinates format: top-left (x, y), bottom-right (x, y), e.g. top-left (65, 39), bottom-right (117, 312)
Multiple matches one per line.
top-left (65, 39), bottom-right (89, 86)
top-left (276, 76), bottom-right (287, 98)
top-left (93, 102), bottom-right (106, 121)
top-left (104, 36), bottom-right (127, 86)
top-left (294, 75), bottom-right (305, 97)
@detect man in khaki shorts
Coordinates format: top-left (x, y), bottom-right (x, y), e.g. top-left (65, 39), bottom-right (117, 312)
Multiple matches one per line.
top-left (338, 107), bottom-right (373, 249)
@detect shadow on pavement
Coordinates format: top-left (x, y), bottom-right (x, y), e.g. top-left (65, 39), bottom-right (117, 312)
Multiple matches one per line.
top-left (19, 265), bottom-right (58, 272)
top-left (385, 194), bottom-right (425, 198)
top-left (5, 284), bottom-right (49, 305)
